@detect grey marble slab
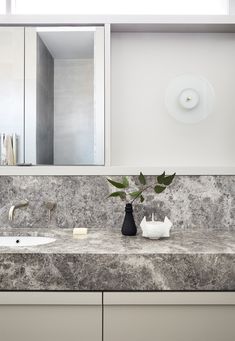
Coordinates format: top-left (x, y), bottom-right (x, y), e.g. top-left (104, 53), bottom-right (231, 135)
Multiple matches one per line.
top-left (0, 175), bottom-right (235, 231)
top-left (0, 228), bottom-right (234, 291)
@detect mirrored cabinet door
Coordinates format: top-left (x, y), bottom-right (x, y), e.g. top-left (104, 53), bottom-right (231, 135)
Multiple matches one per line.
top-left (0, 27), bottom-right (24, 165)
top-left (0, 26), bottom-right (105, 166)
top-left (25, 26), bottom-right (105, 166)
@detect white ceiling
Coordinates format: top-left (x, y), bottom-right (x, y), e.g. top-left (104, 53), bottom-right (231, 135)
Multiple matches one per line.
top-left (37, 30), bottom-right (94, 59)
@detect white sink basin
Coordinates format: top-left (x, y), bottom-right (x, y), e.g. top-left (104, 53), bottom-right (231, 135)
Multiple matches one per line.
top-left (0, 236), bottom-right (56, 247)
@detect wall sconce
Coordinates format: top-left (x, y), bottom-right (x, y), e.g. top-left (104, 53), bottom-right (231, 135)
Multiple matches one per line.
top-left (165, 74), bottom-right (215, 124)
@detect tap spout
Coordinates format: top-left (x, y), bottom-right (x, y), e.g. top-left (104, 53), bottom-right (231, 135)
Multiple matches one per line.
top-left (8, 200), bottom-right (29, 221)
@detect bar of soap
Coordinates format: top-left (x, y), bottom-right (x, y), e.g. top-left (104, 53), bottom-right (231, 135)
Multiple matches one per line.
top-left (73, 228), bottom-right (88, 235)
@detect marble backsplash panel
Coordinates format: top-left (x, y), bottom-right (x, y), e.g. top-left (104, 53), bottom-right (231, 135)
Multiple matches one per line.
top-left (0, 176), bottom-right (234, 230)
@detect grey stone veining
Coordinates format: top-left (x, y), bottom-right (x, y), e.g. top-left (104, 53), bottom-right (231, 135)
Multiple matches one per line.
top-left (0, 175), bottom-right (234, 290)
top-left (0, 175), bottom-right (234, 231)
top-left (0, 228), bottom-right (234, 291)
top-left (0, 228), bottom-right (235, 254)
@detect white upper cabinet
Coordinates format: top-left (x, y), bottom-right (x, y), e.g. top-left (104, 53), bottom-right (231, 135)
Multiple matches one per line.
top-left (0, 15), bottom-right (235, 174)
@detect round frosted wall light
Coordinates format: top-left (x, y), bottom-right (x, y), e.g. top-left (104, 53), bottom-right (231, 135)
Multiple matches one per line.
top-left (179, 88), bottom-right (200, 110)
top-left (165, 74), bottom-right (215, 124)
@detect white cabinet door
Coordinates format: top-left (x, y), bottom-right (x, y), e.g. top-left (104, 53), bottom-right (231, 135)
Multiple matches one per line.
top-left (0, 292), bottom-right (102, 341)
top-left (104, 292), bottom-right (235, 341)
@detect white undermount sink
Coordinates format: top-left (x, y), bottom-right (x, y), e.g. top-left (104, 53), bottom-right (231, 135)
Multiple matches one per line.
top-left (0, 236), bottom-right (56, 247)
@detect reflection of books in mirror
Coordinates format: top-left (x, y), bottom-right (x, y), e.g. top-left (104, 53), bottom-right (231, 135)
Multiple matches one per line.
top-left (12, 133), bottom-right (17, 165)
top-left (0, 133), bottom-right (18, 165)
top-left (1, 133), bottom-right (5, 165)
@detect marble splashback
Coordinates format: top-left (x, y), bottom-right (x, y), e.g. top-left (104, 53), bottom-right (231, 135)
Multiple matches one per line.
top-left (0, 176), bottom-right (234, 230)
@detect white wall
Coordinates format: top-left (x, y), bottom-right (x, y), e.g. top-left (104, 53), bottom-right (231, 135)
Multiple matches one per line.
top-left (111, 32), bottom-right (235, 168)
top-left (0, 27), bottom-right (24, 164)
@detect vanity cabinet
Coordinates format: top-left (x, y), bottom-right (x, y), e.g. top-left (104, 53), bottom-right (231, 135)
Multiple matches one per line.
top-left (103, 292), bottom-right (235, 341)
top-left (0, 292), bottom-right (102, 341)
top-left (0, 291), bottom-right (235, 341)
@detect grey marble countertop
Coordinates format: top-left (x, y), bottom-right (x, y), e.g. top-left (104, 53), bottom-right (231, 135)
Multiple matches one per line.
top-left (0, 227), bottom-right (235, 254)
top-left (0, 228), bottom-right (234, 291)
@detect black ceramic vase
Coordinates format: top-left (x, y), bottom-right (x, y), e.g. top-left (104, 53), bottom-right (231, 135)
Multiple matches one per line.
top-left (122, 203), bottom-right (137, 236)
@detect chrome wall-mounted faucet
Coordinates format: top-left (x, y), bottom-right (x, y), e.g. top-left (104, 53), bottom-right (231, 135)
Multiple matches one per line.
top-left (8, 200), bottom-right (29, 221)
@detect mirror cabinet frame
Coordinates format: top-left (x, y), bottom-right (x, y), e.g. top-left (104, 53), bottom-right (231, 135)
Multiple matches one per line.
top-left (0, 15), bottom-right (235, 175)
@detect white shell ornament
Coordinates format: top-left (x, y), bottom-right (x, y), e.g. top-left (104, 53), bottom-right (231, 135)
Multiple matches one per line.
top-left (140, 214), bottom-right (173, 240)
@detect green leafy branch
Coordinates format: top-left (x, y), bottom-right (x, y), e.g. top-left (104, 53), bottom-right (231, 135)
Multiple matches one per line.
top-left (107, 171), bottom-right (176, 204)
